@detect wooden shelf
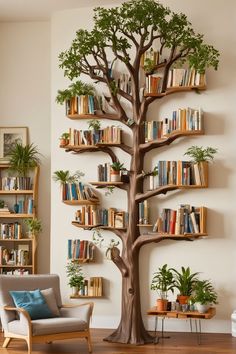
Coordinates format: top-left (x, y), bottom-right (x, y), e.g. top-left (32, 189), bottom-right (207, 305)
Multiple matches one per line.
top-left (144, 85), bottom-right (206, 97)
top-left (137, 224), bottom-right (153, 227)
top-left (63, 199), bottom-right (99, 205)
top-left (61, 143), bottom-right (122, 150)
top-left (145, 232), bottom-right (208, 239)
top-left (89, 181), bottom-right (124, 187)
top-left (70, 295), bottom-right (103, 299)
top-left (70, 258), bottom-right (94, 263)
top-left (71, 221), bottom-right (126, 231)
top-left (0, 190), bottom-right (34, 195)
top-left (67, 113), bottom-right (118, 120)
top-left (0, 265), bottom-right (33, 268)
top-left (0, 238), bottom-right (33, 242)
top-left (0, 213), bottom-right (35, 218)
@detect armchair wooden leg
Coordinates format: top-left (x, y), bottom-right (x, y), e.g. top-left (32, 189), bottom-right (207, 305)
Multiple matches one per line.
top-left (86, 331), bottom-right (92, 353)
top-left (26, 335), bottom-right (32, 354)
top-left (2, 337), bottom-right (11, 348)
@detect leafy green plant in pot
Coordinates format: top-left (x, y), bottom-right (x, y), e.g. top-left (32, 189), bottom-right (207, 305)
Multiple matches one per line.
top-left (171, 266), bottom-right (199, 305)
top-left (191, 279), bottom-right (218, 313)
top-left (59, 132), bottom-right (70, 147)
top-left (184, 146), bottom-right (218, 186)
top-left (110, 161), bottom-right (125, 182)
top-left (66, 260), bottom-right (85, 296)
top-left (88, 119), bottom-right (101, 144)
top-left (52, 170), bottom-right (84, 200)
top-left (8, 143), bottom-right (41, 177)
top-left (151, 264), bottom-right (175, 311)
top-left (24, 218), bottom-right (42, 239)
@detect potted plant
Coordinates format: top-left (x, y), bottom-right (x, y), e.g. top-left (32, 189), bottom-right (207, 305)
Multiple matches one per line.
top-left (110, 161), bottom-right (125, 182)
top-left (59, 132), bottom-right (70, 147)
top-left (24, 218), bottom-right (42, 238)
top-left (151, 264), bottom-right (175, 311)
top-left (172, 266), bottom-right (199, 305)
top-left (88, 119), bottom-right (101, 144)
top-left (184, 146), bottom-right (218, 186)
top-left (66, 260), bottom-right (85, 296)
top-left (52, 170), bottom-right (84, 200)
top-left (191, 279), bottom-right (218, 313)
top-left (7, 143), bottom-right (41, 177)
top-left (56, 80), bottom-right (95, 115)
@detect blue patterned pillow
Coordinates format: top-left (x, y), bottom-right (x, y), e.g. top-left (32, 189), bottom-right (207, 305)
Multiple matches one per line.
top-left (10, 289), bottom-right (53, 320)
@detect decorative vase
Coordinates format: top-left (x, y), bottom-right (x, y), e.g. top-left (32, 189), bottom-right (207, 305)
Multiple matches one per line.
top-left (13, 203), bottom-right (19, 213)
top-left (149, 175), bottom-right (154, 190)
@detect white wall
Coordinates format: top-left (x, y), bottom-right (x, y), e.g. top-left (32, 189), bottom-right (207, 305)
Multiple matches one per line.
top-left (51, 0), bottom-right (236, 333)
top-left (0, 21), bottom-right (51, 273)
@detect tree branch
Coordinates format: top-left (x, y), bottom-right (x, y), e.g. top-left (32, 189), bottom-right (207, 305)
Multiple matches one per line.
top-left (135, 185), bottom-right (179, 203)
top-left (64, 145), bottom-right (118, 162)
top-left (111, 247), bottom-right (129, 277)
top-left (97, 143), bottom-right (133, 156)
top-left (133, 233), bottom-right (193, 251)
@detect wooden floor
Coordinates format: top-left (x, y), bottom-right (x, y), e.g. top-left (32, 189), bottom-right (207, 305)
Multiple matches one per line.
top-left (1, 329), bottom-right (236, 354)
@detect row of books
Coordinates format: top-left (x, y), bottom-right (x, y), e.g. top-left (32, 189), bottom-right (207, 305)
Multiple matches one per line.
top-left (167, 68), bottom-right (206, 88)
top-left (145, 69), bottom-right (206, 94)
top-left (0, 269), bottom-right (30, 275)
top-left (157, 160), bottom-right (207, 186)
top-left (152, 205), bottom-right (206, 235)
top-left (97, 163), bottom-right (111, 182)
top-left (67, 240), bottom-right (95, 261)
top-left (138, 200), bottom-right (149, 225)
top-left (66, 95), bottom-right (103, 116)
top-left (144, 107), bottom-right (203, 142)
top-left (75, 206), bottom-right (128, 228)
top-left (0, 222), bottom-right (22, 239)
top-left (0, 246), bottom-right (30, 266)
top-left (62, 182), bottom-right (98, 202)
top-left (78, 277), bottom-right (103, 297)
top-left (0, 177), bottom-right (32, 191)
top-left (116, 73), bottom-right (132, 94)
top-left (68, 126), bottom-right (122, 146)
top-left (15, 198), bottom-right (34, 214)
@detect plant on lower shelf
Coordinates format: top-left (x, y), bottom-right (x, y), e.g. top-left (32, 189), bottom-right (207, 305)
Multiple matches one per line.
top-left (59, 132), bottom-right (70, 147)
top-left (171, 266), bottom-right (199, 304)
top-left (184, 146), bottom-right (218, 163)
top-left (24, 218), bottom-right (42, 238)
top-left (52, 170), bottom-right (84, 185)
top-left (151, 264), bottom-right (175, 311)
top-left (66, 260), bottom-right (85, 296)
top-left (8, 143), bottom-right (41, 177)
top-left (110, 161), bottom-right (126, 182)
top-left (190, 279), bottom-right (218, 313)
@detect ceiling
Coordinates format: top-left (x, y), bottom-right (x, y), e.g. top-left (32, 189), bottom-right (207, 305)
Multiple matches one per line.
top-left (0, 0), bottom-right (121, 22)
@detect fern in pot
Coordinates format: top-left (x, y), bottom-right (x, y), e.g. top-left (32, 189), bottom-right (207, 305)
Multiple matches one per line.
top-left (191, 279), bottom-right (218, 313)
top-left (8, 143), bottom-right (41, 177)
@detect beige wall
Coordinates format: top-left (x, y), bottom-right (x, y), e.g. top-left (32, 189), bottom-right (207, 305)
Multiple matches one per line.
top-left (0, 21), bottom-right (51, 273)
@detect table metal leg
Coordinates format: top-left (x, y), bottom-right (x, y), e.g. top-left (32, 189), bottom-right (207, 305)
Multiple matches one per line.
top-left (194, 319), bottom-right (202, 345)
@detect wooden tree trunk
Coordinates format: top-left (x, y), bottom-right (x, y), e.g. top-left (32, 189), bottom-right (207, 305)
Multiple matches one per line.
top-left (105, 124), bottom-right (154, 344)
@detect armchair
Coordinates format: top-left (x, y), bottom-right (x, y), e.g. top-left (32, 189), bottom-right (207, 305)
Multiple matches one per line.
top-left (0, 274), bottom-right (93, 354)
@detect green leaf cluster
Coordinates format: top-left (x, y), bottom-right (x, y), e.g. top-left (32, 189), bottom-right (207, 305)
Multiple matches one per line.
top-left (151, 264), bottom-right (175, 299)
top-left (56, 80), bottom-right (95, 104)
top-left (191, 279), bottom-right (218, 305)
top-left (8, 143), bottom-right (41, 177)
top-left (66, 261), bottom-right (85, 289)
top-left (171, 266), bottom-right (199, 296)
top-left (24, 218), bottom-right (42, 235)
top-left (59, 0), bottom-right (219, 83)
top-left (184, 145), bottom-right (218, 163)
top-left (52, 170), bottom-right (84, 185)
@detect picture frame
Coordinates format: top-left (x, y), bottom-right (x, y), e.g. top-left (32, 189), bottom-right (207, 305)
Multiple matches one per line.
top-left (0, 127), bottom-right (28, 163)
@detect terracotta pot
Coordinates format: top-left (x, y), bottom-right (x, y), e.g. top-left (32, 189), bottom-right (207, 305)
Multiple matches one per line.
top-left (156, 298), bottom-right (168, 311)
top-left (110, 170), bottom-right (121, 182)
top-left (177, 295), bottom-right (189, 305)
top-left (59, 138), bottom-right (69, 147)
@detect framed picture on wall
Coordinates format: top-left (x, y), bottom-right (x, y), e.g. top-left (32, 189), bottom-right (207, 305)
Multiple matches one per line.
top-left (0, 127), bottom-right (28, 163)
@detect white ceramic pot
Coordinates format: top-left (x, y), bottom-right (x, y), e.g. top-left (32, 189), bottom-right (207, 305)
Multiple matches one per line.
top-left (195, 302), bottom-right (210, 313)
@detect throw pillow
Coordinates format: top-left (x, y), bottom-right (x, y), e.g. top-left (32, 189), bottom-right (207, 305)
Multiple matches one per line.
top-left (41, 288), bottom-right (60, 317)
top-left (10, 289), bottom-right (54, 320)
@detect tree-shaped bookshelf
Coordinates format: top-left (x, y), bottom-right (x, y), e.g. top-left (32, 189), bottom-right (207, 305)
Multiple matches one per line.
top-left (58, 0), bottom-right (219, 345)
